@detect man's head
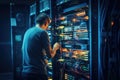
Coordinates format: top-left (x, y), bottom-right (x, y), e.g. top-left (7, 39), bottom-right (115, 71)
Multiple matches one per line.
top-left (36, 13), bottom-right (51, 30)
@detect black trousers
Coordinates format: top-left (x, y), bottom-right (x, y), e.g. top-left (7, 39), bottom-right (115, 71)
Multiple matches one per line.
top-left (22, 72), bottom-right (48, 80)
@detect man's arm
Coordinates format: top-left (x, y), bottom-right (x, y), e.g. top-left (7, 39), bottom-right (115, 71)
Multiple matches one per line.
top-left (41, 31), bottom-right (60, 58)
top-left (50, 42), bottom-right (60, 58)
top-left (41, 31), bottom-right (51, 58)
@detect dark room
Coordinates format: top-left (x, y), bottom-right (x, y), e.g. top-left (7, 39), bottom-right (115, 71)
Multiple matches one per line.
top-left (0, 0), bottom-right (120, 80)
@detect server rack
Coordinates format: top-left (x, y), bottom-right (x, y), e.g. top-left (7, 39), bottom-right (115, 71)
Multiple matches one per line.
top-left (29, 3), bottom-right (36, 27)
top-left (54, 0), bottom-right (90, 80)
top-left (11, 4), bottom-right (29, 80)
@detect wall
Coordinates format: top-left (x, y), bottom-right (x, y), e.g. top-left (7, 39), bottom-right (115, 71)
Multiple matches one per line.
top-left (0, 3), bottom-right (29, 73)
top-left (0, 4), bottom-right (12, 73)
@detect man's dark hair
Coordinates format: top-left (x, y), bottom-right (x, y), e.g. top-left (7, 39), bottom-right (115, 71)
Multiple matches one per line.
top-left (36, 13), bottom-right (50, 25)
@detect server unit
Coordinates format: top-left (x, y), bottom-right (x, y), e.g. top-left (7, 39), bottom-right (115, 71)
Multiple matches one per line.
top-left (29, 3), bottom-right (36, 27)
top-left (54, 0), bottom-right (90, 80)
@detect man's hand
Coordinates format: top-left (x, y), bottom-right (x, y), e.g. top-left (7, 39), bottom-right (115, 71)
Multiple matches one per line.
top-left (53, 42), bottom-right (60, 51)
top-left (50, 42), bottom-right (60, 58)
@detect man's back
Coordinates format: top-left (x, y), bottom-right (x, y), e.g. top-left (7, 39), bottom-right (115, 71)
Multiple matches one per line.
top-left (22, 27), bottom-right (50, 75)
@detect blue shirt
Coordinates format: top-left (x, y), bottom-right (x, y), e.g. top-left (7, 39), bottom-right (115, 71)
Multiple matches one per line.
top-left (22, 27), bottom-right (51, 75)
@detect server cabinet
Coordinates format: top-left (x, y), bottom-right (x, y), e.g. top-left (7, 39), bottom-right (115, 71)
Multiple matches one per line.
top-left (54, 0), bottom-right (90, 80)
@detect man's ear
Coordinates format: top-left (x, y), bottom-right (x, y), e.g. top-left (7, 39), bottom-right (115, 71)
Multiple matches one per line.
top-left (44, 23), bottom-right (47, 26)
top-left (44, 21), bottom-right (47, 26)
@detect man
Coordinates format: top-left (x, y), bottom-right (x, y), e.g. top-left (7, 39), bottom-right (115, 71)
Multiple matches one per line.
top-left (22, 13), bottom-right (60, 80)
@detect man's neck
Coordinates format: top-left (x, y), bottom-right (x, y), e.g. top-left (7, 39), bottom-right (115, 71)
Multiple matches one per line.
top-left (36, 24), bottom-right (46, 30)
top-left (36, 24), bottom-right (42, 29)
top-left (36, 24), bottom-right (40, 28)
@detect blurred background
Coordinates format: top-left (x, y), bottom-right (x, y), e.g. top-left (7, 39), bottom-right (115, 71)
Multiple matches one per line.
top-left (0, 0), bottom-right (120, 80)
